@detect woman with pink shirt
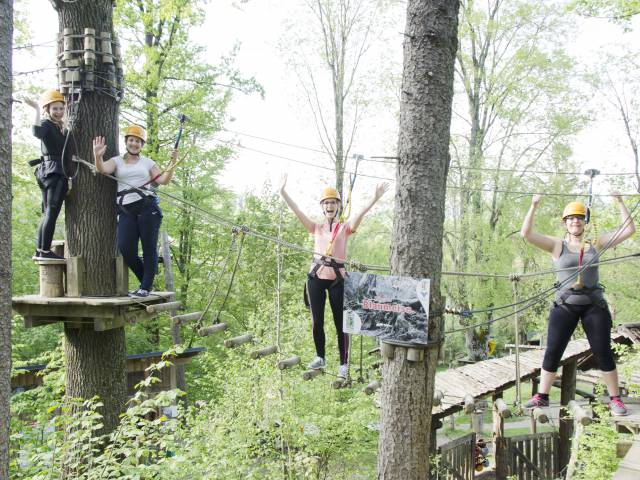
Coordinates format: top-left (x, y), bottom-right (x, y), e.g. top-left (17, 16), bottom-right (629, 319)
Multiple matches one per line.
top-left (280, 175), bottom-right (388, 379)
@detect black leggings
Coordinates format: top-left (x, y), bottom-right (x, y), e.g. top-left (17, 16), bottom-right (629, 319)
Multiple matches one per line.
top-left (117, 199), bottom-right (162, 291)
top-left (543, 303), bottom-right (615, 372)
top-left (306, 275), bottom-right (349, 365)
top-left (37, 175), bottom-right (67, 251)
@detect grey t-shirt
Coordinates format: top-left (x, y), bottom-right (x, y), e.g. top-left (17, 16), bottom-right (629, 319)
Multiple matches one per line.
top-left (553, 241), bottom-right (603, 304)
top-left (111, 155), bottom-right (157, 205)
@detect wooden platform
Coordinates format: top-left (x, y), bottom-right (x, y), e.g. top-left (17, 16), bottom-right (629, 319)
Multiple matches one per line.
top-left (12, 292), bottom-right (174, 331)
top-left (432, 330), bottom-right (635, 418)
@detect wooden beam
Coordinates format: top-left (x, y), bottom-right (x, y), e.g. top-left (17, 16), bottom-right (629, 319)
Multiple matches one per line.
top-left (66, 256), bottom-right (84, 297)
top-left (224, 333), bottom-right (253, 348)
top-left (463, 394), bottom-right (475, 414)
top-left (380, 342), bottom-right (395, 359)
top-left (302, 369), bottom-right (323, 381)
top-left (277, 356), bottom-right (300, 370)
top-left (567, 400), bottom-right (592, 426)
top-left (249, 345), bottom-right (278, 360)
top-left (433, 389), bottom-right (444, 407)
top-left (171, 312), bottom-right (203, 326)
top-left (198, 323), bottom-right (227, 337)
top-left (364, 379), bottom-right (381, 395)
top-left (115, 254), bottom-right (128, 295)
top-left (146, 301), bottom-right (182, 314)
top-left (559, 359), bottom-right (577, 473)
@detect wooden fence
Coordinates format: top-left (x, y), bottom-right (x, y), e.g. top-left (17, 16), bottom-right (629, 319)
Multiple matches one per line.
top-left (435, 432), bottom-right (476, 480)
top-left (498, 431), bottom-right (560, 480)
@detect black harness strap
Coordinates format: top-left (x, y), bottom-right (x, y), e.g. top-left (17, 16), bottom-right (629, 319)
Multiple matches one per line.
top-left (554, 283), bottom-right (607, 308)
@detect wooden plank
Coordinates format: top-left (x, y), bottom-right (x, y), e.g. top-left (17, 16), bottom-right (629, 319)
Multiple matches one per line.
top-left (115, 254), bottom-right (128, 295)
top-left (66, 256), bottom-right (85, 297)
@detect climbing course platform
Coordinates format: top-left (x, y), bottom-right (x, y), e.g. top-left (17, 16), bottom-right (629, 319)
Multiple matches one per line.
top-left (12, 291), bottom-right (174, 331)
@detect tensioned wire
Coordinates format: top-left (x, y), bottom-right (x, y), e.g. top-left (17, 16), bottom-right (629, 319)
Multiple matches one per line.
top-left (73, 155), bottom-right (640, 286)
top-left (73, 155), bottom-right (640, 340)
top-left (444, 198), bottom-right (640, 334)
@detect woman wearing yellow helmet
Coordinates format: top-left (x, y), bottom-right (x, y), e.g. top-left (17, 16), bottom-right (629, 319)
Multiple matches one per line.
top-left (520, 193), bottom-right (636, 416)
top-left (279, 174), bottom-right (388, 379)
top-left (25, 90), bottom-right (69, 260)
top-left (92, 126), bottom-right (178, 297)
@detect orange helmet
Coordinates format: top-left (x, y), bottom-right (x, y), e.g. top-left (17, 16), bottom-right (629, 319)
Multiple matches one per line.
top-left (562, 202), bottom-right (587, 220)
top-left (319, 187), bottom-right (341, 203)
top-left (124, 124), bottom-right (146, 143)
top-left (40, 90), bottom-right (65, 108)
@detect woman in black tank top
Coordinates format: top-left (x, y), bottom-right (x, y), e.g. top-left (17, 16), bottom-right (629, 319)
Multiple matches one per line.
top-left (519, 193), bottom-right (635, 416)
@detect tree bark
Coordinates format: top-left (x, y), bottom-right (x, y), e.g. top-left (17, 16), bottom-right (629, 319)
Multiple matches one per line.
top-left (0, 1), bottom-right (13, 476)
top-left (379, 1), bottom-right (460, 479)
top-left (53, 0), bottom-right (126, 436)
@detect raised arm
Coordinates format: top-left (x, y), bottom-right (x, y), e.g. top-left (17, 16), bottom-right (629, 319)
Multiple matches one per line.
top-left (349, 183), bottom-right (389, 232)
top-left (24, 97), bottom-right (41, 126)
top-left (596, 192), bottom-right (636, 250)
top-left (279, 175), bottom-right (315, 234)
top-left (92, 136), bottom-right (116, 175)
top-left (152, 149), bottom-right (178, 185)
top-left (520, 194), bottom-right (561, 255)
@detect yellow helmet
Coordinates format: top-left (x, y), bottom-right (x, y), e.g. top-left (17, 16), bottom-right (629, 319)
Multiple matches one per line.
top-left (40, 90), bottom-right (65, 108)
top-left (319, 187), bottom-right (341, 203)
top-left (562, 201), bottom-right (587, 220)
top-left (124, 124), bottom-right (146, 143)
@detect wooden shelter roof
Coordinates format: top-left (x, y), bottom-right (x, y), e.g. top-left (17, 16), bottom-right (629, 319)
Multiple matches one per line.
top-left (432, 323), bottom-right (640, 419)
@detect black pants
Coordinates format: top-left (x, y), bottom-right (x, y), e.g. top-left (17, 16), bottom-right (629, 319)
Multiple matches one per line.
top-left (543, 303), bottom-right (615, 372)
top-left (36, 174), bottom-right (67, 251)
top-left (306, 275), bottom-right (349, 365)
top-left (117, 199), bottom-right (162, 291)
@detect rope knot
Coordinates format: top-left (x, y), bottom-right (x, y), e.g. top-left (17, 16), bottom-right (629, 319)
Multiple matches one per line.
top-left (509, 273), bottom-right (521, 282)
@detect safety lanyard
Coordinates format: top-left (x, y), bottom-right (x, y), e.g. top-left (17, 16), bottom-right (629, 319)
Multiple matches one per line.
top-left (324, 222), bottom-right (341, 257)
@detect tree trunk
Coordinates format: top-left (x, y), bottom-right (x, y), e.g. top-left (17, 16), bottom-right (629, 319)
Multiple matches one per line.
top-left (379, 1), bottom-right (459, 479)
top-left (52, 0), bottom-right (126, 436)
top-left (0, 1), bottom-right (13, 476)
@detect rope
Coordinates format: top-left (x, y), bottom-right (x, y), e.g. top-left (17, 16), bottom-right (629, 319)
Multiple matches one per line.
top-left (187, 230), bottom-right (244, 347)
top-left (445, 197), bottom-right (640, 334)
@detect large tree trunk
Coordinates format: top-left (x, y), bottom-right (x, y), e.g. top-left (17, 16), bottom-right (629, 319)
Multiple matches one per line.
top-left (379, 1), bottom-right (459, 479)
top-left (52, 0), bottom-right (126, 435)
top-left (0, 1), bottom-right (13, 476)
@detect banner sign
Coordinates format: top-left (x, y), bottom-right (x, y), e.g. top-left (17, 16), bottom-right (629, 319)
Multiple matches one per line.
top-left (343, 272), bottom-right (430, 346)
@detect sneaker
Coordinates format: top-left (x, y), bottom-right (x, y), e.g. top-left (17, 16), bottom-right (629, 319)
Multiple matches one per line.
top-left (308, 356), bottom-right (326, 370)
top-left (609, 397), bottom-right (629, 416)
top-left (129, 289), bottom-right (150, 298)
top-left (337, 364), bottom-right (349, 379)
top-left (34, 250), bottom-right (64, 260)
top-left (524, 394), bottom-right (549, 408)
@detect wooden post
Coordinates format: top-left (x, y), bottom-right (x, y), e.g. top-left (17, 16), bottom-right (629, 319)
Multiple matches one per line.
top-left (66, 256), bottom-right (84, 297)
top-left (380, 342), bottom-right (395, 359)
top-left (559, 360), bottom-right (577, 473)
top-left (160, 231), bottom-right (186, 398)
top-left (37, 260), bottom-right (66, 297)
top-left (532, 376), bottom-right (539, 397)
top-left (565, 401), bottom-right (592, 480)
top-left (433, 389), bottom-right (443, 407)
top-left (429, 418), bottom-right (442, 456)
top-left (493, 393), bottom-right (508, 480)
top-left (115, 255), bottom-right (128, 295)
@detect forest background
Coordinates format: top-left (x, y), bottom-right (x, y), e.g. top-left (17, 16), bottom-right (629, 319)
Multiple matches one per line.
top-left (7, 0), bottom-right (640, 478)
